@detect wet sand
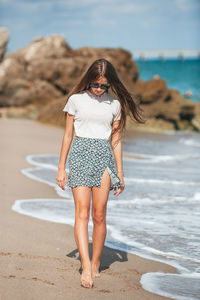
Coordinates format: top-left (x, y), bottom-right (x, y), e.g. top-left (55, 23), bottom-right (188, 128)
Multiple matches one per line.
top-left (0, 118), bottom-right (178, 300)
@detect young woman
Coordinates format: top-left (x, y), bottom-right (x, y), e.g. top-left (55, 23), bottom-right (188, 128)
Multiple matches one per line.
top-left (56, 58), bottom-right (145, 289)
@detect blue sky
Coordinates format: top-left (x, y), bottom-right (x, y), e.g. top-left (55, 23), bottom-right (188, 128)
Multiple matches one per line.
top-left (0, 0), bottom-right (200, 53)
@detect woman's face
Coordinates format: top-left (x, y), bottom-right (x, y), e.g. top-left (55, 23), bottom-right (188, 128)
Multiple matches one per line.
top-left (89, 76), bottom-right (109, 97)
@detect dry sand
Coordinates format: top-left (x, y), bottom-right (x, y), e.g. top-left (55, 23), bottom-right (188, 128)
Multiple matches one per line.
top-left (0, 118), bottom-right (178, 300)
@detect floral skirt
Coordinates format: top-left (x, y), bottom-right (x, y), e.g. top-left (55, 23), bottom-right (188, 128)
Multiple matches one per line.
top-left (67, 137), bottom-right (122, 191)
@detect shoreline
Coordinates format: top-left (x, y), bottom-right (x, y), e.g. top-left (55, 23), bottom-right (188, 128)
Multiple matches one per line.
top-left (1, 118), bottom-right (179, 299)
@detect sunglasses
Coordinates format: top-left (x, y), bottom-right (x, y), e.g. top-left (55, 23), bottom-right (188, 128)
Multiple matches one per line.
top-left (89, 82), bottom-right (110, 90)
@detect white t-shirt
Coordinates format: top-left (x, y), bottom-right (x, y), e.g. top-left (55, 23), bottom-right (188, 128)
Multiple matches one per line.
top-left (63, 90), bottom-right (121, 140)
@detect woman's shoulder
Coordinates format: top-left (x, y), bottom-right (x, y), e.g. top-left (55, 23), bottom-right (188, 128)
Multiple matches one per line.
top-left (107, 93), bottom-right (120, 106)
top-left (67, 91), bottom-right (87, 102)
top-left (68, 90), bottom-right (85, 98)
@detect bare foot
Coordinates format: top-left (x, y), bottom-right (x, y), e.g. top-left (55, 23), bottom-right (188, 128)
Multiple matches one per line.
top-left (91, 262), bottom-right (100, 278)
top-left (80, 268), bottom-right (94, 288)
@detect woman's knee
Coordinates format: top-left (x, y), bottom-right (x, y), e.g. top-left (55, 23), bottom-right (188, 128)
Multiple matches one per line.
top-left (76, 208), bottom-right (90, 222)
top-left (92, 211), bottom-right (106, 225)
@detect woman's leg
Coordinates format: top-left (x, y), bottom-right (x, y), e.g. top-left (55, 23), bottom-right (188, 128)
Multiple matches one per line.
top-left (91, 168), bottom-right (111, 278)
top-left (71, 186), bottom-right (93, 288)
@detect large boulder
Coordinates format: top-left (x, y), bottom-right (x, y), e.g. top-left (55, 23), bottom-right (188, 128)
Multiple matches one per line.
top-left (36, 96), bottom-right (66, 127)
top-left (135, 78), bottom-right (170, 104)
top-left (134, 79), bottom-right (199, 131)
top-left (26, 57), bottom-right (86, 92)
top-left (0, 79), bottom-right (62, 107)
top-left (0, 34), bottom-right (139, 107)
top-left (0, 57), bottom-right (27, 92)
top-left (0, 27), bottom-right (9, 62)
top-left (24, 47), bottom-right (139, 93)
top-left (5, 35), bottom-right (73, 62)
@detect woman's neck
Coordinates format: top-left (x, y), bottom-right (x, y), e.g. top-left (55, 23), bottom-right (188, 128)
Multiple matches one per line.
top-left (87, 89), bottom-right (105, 98)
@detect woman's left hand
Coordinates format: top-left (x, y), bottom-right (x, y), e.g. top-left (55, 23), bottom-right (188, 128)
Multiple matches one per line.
top-left (114, 173), bottom-right (125, 196)
top-left (114, 183), bottom-right (125, 196)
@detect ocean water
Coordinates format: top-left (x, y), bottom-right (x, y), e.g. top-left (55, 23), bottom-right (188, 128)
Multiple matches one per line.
top-left (135, 59), bottom-right (200, 103)
top-left (12, 130), bottom-right (200, 300)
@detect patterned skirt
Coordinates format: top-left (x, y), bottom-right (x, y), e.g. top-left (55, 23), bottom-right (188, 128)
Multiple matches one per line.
top-left (67, 137), bottom-right (122, 191)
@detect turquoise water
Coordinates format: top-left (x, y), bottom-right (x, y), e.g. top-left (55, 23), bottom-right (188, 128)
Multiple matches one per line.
top-left (135, 59), bottom-right (200, 103)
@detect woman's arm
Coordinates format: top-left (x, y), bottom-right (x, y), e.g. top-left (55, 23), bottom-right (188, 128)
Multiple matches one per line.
top-left (56, 113), bottom-right (74, 189)
top-left (111, 120), bottom-right (125, 188)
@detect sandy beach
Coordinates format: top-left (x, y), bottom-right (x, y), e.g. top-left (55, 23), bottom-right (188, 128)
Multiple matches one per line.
top-left (0, 118), bottom-right (179, 300)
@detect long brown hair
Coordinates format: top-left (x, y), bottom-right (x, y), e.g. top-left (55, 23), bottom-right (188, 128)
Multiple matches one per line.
top-left (64, 58), bottom-right (146, 146)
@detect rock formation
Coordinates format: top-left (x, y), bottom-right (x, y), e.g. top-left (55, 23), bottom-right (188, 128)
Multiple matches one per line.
top-left (0, 27), bottom-right (199, 132)
top-left (0, 27), bottom-right (9, 62)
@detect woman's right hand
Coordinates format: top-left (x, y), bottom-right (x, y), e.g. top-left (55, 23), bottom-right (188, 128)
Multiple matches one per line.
top-left (56, 168), bottom-right (67, 190)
